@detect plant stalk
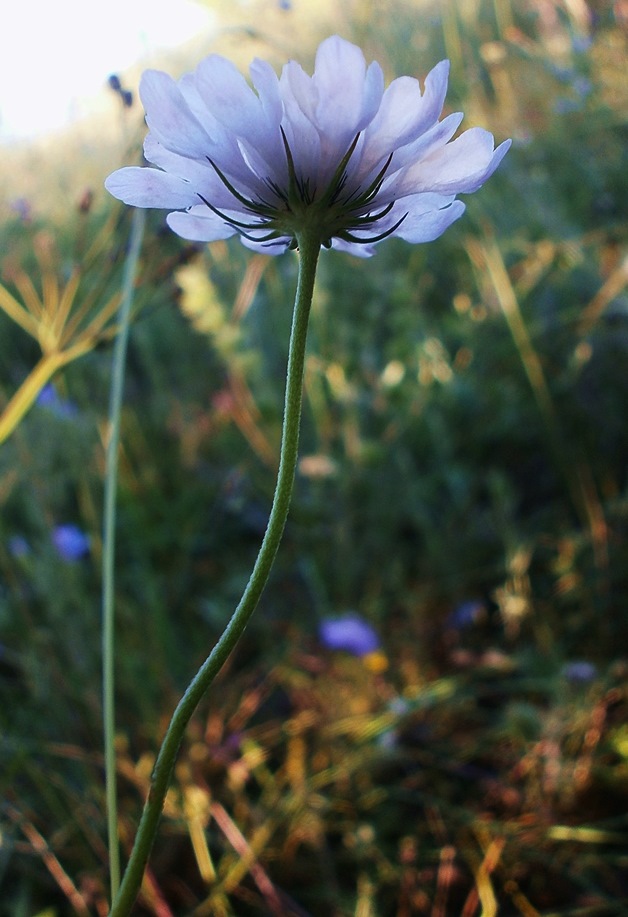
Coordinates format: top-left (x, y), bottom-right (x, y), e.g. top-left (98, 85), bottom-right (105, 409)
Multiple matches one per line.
top-left (103, 208), bottom-right (146, 902)
top-left (109, 229), bottom-right (321, 916)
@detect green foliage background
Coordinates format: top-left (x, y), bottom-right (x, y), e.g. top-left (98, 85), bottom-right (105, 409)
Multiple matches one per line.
top-left (0, 1), bottom-right (626, 914)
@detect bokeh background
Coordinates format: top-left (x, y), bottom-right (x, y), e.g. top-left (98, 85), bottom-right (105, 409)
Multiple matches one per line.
top-left (1, 1), bottom-right (627, 914)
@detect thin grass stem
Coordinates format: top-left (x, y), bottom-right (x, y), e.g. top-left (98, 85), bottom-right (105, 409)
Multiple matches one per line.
top-left (102, 208), bottom-right (146, 902)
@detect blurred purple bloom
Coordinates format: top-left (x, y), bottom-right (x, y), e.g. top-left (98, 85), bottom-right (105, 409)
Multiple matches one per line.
top-left (10, 198), bottom-right (32, 223)
top-left (562, 661), bottom-right (597, 683)
top-left (106, 35), bottom-right (510, 257)
top-left (109, 73), bottom-right (134, 108)
top-left (571, 35), bottom-right (593, 54)
top-left (53, 524), bottom-right (90, 561)
top-left (447, 599), bottom-right (485, 630)
top-left (8, 535), bottom-right (30, 558)
top-left (319, 613), bottom-right (380, 656)
top-left (37, 384), bottom-right (78, 419)
top-left (554, 98), bottom-right (581, 114)
top-left (572, 76), bottom-right (593, 98)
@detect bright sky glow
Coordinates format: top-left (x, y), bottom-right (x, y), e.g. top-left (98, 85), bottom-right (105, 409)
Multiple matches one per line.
top-left (0, 0), bottom-right (213, 142)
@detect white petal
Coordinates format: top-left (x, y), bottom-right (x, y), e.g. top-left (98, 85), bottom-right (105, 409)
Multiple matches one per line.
top-left (395, 199), bottom-right (466, 242)
top-left (239, 234), bottom-right (291, 255)
top-left (143, 135), bottom-right (261, 209)
top-left (166, 208), bottom-right (238, 242)
top-left (314, 39), bottom-right (383, 175)
top-left (359, 113), bottom-right (463, 206)
top-left (330, 237), bottom-right (378, 258)
top-left (278, 64), bottom-right (323, 182)
top-left (360, 61), bottom-right (386, 129)
top-left (387, 112), bottom-right (463, 175)
top-left (193, 55), bottom-right (285, 177)
top-left (313, 36), bottom-right (367, 131)
top-left (105, 167), bottom-right (197, 208)
top-left (281, 37), bottom-right (383, 190)
top-left (401, 128), bottom-right (508, 195)
top-left (140, 70), bottom-right (211, 159)
top-left (250, 58), bottom-right (283, 127)
top-left (360, 60), bottom-right (450, 174)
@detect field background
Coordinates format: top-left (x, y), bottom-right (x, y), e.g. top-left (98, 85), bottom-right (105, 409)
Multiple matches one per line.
top-left (0, 0), bottom-right (627, 914)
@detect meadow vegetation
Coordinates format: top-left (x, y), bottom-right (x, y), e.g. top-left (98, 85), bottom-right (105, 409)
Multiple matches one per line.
top-left (0, 1), bottom-right (627, 914)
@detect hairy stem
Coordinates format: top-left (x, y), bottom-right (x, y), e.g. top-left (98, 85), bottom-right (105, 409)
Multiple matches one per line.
top-left (109, 230), bottom-right (321, 916)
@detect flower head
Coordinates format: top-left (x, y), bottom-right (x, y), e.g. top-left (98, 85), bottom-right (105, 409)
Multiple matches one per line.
top-left (53, 524), bottom-right (90, 562)
top-left (319, 613), bottom-right (380, 656)
top-left (561, 661), bottom-right (597, 684)
top-left (446, 599), bottom-right (487, 630)
top-left (106, 36), bottom-right (510, 257)
top-left (37, 383), bottom-right (78, 419)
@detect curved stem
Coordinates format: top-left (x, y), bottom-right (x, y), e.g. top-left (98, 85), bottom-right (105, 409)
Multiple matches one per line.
top-left (103, 208), bottom-right (146, 902)
top-left (109, 230), bottom-right (321, 916)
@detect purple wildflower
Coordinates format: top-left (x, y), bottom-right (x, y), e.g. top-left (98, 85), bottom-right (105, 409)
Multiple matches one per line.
top-left (53, 524), bottom-right (90, 561)
top-left (319, 613), bottom-right (380, 656)
top-left (37, 384), bottom-right (78, 419)
top-left (8, 535), bottom-right (30, 558)
top-left (561, 661), bottom-right (597, 684)
top-left (105, 35), bottom-right (510, 257)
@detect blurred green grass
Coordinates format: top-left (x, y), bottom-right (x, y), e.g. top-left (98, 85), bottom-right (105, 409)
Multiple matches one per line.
top-left (1, 1), bottom-right (627, 914)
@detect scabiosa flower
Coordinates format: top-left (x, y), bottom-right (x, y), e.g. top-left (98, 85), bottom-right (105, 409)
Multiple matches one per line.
top-left (319, 613), bottom-right (380, 656)
top-left (105, 36), bottom-right (510, 257)
top-left (53, 524), bottom-right (90, 561)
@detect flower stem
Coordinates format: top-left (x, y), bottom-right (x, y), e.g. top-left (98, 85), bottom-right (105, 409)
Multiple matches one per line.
top-left (103, 208), bottom-right (146, 902)
top-left (109, 230), bottom-right (321, 917)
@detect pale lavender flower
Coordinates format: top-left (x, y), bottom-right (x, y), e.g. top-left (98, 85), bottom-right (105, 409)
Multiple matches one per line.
top-left (105, 36), bottom-right (510, 257)
top-left (319, 613), bottom-right (380, 656)
top-left (53, 524), bottom-right (90, 561)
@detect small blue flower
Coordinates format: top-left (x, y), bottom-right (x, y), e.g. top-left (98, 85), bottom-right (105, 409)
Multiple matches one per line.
top-left (37, 384), bottom-right (78, 419)
top-left (10, 198), bottom-right (32, 222)
top-left (561, 661), bottom-right (597, 684)
top-left (319, 613), bottom-right (380, 656)
top-left (447, 599), bottom-right (485, 630)
top-left (554, 97), bottom-right (580, 114)
top-left (53, 524), bottom-right (90, 561)
top-left (572, 76), bottom-right (592, 98)
top-left (571, 35), bottom-right (592, 54)
top-left (8, 535), bottom-right (30, 558)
